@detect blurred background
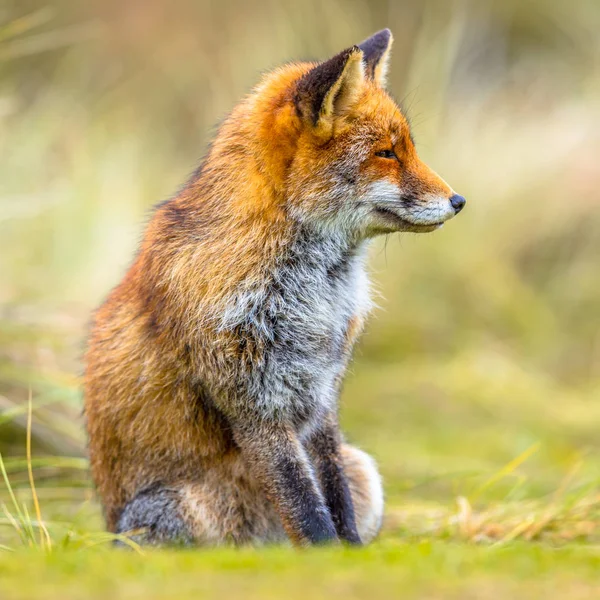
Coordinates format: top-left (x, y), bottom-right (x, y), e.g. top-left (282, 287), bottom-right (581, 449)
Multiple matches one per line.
top-left (1, 0), bottom-right (599, 538)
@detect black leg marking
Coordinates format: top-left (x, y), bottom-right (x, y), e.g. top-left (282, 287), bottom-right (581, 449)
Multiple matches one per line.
top-left (308, 425), bottom-right (362, 545)
top-left (274, 452), bottom-right (338, 544)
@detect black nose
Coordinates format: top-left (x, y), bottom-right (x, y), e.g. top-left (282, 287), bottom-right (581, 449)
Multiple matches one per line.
top-left (450, 194), bottom-right (466, 213)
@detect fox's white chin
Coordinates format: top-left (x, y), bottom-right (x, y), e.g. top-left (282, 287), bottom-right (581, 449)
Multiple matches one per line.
top-left (363, 181), bottom-right (457, 234)
top-left (370, 208), bottom-right (446, 234)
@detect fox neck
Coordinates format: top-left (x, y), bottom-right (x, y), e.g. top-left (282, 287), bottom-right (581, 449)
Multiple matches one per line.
top-left (212, 216), bottom-right (371, 332)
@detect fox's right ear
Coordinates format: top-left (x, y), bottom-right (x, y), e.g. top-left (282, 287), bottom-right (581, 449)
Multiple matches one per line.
top-left (294, 46), bottom-right (364, 135)
top-left (358, 29), bottom-right (393, 87)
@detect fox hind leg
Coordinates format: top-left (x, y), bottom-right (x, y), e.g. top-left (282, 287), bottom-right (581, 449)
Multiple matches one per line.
top-left (115, 484), bottom-right (194, 546)
top-left (115, 479), bottom-right (286, 547)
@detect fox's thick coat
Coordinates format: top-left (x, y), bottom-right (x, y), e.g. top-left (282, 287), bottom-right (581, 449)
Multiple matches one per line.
top-left (84, 29), bottom-right (465, 546)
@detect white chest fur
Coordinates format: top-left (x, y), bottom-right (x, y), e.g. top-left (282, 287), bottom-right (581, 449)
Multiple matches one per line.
top-left (217, 232), bottom-right (372, 425)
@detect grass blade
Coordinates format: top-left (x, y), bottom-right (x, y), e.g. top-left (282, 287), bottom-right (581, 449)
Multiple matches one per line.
top-left (26, 389), bottom-right (51, 550)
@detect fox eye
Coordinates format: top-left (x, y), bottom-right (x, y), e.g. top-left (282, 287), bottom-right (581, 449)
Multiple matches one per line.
top-left (375, 149), bottom-right (396, 159)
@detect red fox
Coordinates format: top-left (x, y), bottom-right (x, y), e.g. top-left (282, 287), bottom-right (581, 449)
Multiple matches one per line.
top-left (84, 29), bottom-right (465, 547)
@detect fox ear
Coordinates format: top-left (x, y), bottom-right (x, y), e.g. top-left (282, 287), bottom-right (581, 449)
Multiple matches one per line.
top-left (358, 29), bottom-right (393, 86)
top-left (295, 46), bottom-right (364, 131)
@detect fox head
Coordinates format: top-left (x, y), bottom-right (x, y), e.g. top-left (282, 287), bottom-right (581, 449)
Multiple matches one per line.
top-left (209, 29), bottom-right (465, 240)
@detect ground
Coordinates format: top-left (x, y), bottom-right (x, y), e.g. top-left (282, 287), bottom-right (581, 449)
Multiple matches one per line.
top-left (2, 542), bottom-right (600, 600)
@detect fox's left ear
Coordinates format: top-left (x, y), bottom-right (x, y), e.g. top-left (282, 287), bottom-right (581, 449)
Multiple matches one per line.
top-left (358, 29), bottom-right (393, 87)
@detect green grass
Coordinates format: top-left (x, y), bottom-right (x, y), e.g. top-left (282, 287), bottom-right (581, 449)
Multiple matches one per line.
top-left (2, 542), bottom-right (600, 600)
top-left (1, 0), bottom-right (600, 597)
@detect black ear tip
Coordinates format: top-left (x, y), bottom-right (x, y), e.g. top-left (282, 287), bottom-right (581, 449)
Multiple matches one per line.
top-left (359, 29), bottom-right (392, 50)
top-left (376, 28), bottom-right (392, 41)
